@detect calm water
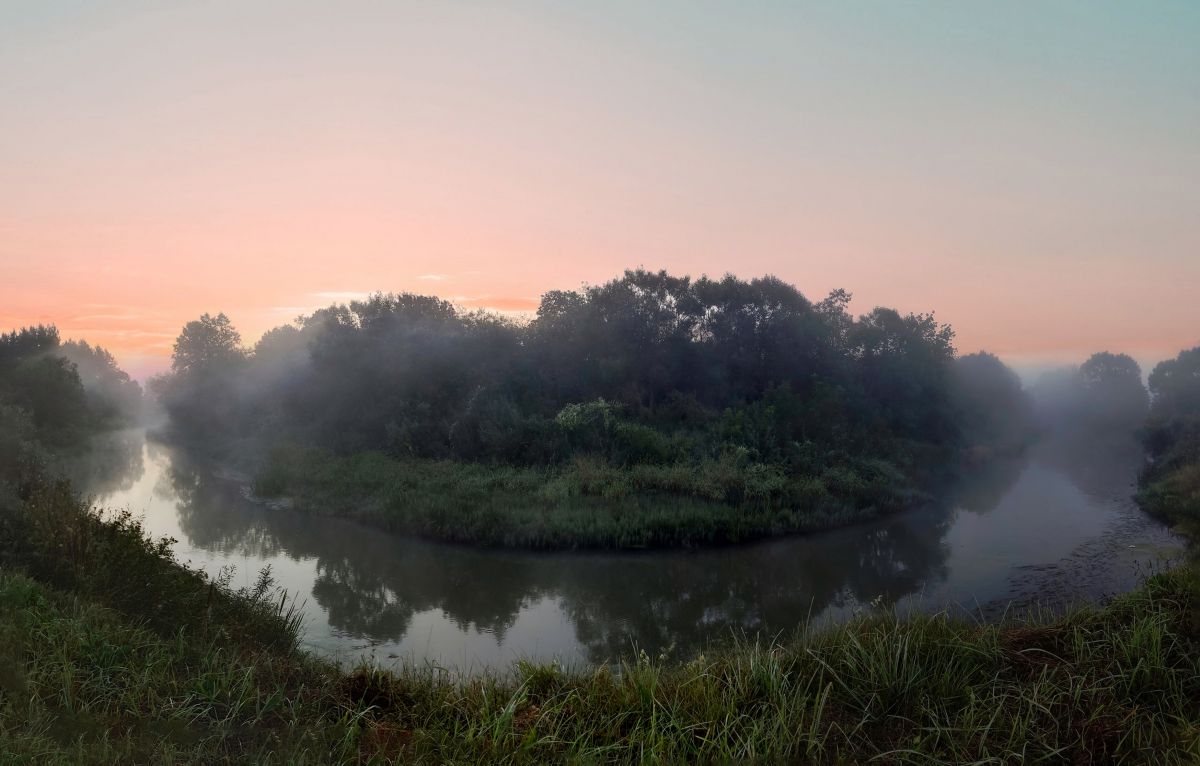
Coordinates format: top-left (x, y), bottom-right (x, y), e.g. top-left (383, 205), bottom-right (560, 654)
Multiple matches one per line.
top-left (75, 430), bottom-right (1182, 670)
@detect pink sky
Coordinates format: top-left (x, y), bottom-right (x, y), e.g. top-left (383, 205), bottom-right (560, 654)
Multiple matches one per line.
top-left (3, 3), bottom-right (1198, 379)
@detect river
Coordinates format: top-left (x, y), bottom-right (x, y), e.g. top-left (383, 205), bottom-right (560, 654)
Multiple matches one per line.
top-left (73, 429), bottom-right (1182, 671)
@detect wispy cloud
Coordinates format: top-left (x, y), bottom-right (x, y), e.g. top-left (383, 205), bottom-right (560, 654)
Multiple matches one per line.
top-left (71, 329), bottom-right (176, 339)
top-left (311, 291), bottom-right (374, 303)
top-left (417, 274), bottom-right (447, 281)
top-left (72, 313), bottom-right (146, 322)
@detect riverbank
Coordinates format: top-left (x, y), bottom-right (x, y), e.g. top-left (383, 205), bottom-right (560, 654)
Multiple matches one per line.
top-left (3, 465), bottom-right (1199, 763)
top-left (250, 443), bottom-right (929, 549)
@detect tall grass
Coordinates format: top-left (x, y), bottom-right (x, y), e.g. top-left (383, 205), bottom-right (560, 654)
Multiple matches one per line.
top-left (3, 565), bottom-right (1199, 763)
top-left (0, 479), bottom-right (303, 653)
top-left (253, 445), bottom-right (915, 548)
top-left (1139, 462), bottom-right (1200, 539)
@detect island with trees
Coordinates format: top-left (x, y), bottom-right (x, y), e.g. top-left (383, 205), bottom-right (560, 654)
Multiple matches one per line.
top-left (149, 269), bottom-right (1053, 548)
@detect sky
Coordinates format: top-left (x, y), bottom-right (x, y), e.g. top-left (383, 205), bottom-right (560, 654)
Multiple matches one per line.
top-left (2, 1), bottom-right (1198, 379)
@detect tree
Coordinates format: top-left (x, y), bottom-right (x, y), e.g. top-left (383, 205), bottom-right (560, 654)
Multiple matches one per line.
top-left (1143, 347), bottom-right (1200, 472)
top-left (1078, 352), bottom-right (1148, 429)
top-left (157, 313), bottom-right (248, 444)
top-left (59, 340), bottom-right (143, 425)
top-left (171, 313), bottom-right (245, 376)
top-left (848, 308), bottom-right (956, 440)
top-left (950, 352), bottom-right (1033, 449)
top-left (4, 356), bottom-right (89, 442)
top-left (0, 325), bottom-right (60, 367)
top-left (1149, 347), bottom-right (1200, 420)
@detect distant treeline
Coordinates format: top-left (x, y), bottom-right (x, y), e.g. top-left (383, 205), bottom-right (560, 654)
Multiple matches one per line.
top-left (153, 270), bottom-right (1153, 457)
top-left (156, 270), bottom-right (978, 454)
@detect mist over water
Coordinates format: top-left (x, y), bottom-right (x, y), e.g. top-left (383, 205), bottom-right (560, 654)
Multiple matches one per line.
top-left (75, 427), bottom-right (1182, 671)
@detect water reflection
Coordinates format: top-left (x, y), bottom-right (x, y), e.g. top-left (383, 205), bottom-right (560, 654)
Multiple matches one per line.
top-left (157, 442), bottom-right (962, 663)
top-left (946, 452), bottom-right (1027, 514)
top-left (1032, 428), bottom-right (1144, 504)
top-left (59, 428), bottom-right (146, 498)
top-left (82, 431), bottom-right (1177, 668)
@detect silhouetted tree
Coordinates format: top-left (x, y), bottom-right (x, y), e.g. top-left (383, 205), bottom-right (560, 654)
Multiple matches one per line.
top-left (1078, 352), bottom-right (1148, 430)
top-left (951, 352), bottom-right (1033, 451)
top-left (1144, 346), bottom-right (1200, 476)
top-left (59, 340), bottom-right (143, 425)
top-left (171, 313), bottom-right (245, 376)
top-left (154, 313), bottom-right (248, 445)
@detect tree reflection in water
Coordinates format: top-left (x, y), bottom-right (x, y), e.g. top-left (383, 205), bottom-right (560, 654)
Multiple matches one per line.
top-left (69, 418), bottom-right (1163, 667)
top-left (1032, 429), bottom-right (1145, 505)
top-left (157, 437), bottom-right (988, 664)
top-left (60, 428), bottom-right (146, 499)
top-left (79, 428), bottom-right (1153, 665)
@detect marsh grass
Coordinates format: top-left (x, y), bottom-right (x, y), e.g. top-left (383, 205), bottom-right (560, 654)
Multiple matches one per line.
top-left (253, 445), bottom-right (914, 549)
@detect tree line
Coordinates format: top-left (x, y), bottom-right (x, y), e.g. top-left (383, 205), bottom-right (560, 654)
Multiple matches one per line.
top-left (154, 271), bottom-right (972, 466)
top-left (0, 325), bottom-right (143, 506)
top-left (153, 269), bottom-right (1160, 473)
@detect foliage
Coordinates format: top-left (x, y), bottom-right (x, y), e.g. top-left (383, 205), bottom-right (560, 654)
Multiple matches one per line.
top-left (170, 312), bottom-right (246, 376)
top-left (1139, 346), bottom-right (1200, 537)
top-left (58, 340), bottom-right (143, 425)
top-left (1149, 347), bottom-right (1200, 419)
top-left (154, 271), bottom-right (969, 462)
top-left (149, 271), bottom-right (1003, 544)
top-left (1080, 351), bottom-right (1150, 429)
top-left (0, 326), bottom-right (137, 448)
top-left (950, 351), bottom-right (1035, 450)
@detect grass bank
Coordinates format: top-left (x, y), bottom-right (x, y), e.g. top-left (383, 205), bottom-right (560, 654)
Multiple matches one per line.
top-left (251, 444), bottom-right (920, 549)
top-left (1138, 459), bottom-right (1200, 539)
top-left (3, 472), bottom-right (1200, 763)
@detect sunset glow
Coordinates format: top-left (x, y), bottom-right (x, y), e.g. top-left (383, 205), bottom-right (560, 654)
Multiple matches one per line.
top-left (3, 2), bottom-right (1198, 378)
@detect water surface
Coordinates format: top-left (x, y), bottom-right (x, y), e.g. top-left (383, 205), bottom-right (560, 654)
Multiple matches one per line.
top-left (77, 430), bottom-right (1182, 670)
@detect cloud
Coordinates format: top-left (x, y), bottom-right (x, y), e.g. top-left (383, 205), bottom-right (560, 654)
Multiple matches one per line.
top-left (311, 291), bottom-right (374, 303)
top-left (72, 313), bottom-right (146, 322)
top-left (417, 274), bottom-right (447, 281)
top-left (71, 329), bottom-right (176, 339)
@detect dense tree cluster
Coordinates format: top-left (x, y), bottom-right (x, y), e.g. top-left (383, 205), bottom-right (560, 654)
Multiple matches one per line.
top-left (1143, 346), bottom-right (1200, 484)
top-left (0, 326), bottom-right (141, 443)
top-left (154, 270), bottom-right (1028, 480)
top-left (0, 325), bottom-right (142, 504)
top-left (57, 340), bottom-right (144, 428)
top-left (948, 352), bottom-right (1034, 451)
